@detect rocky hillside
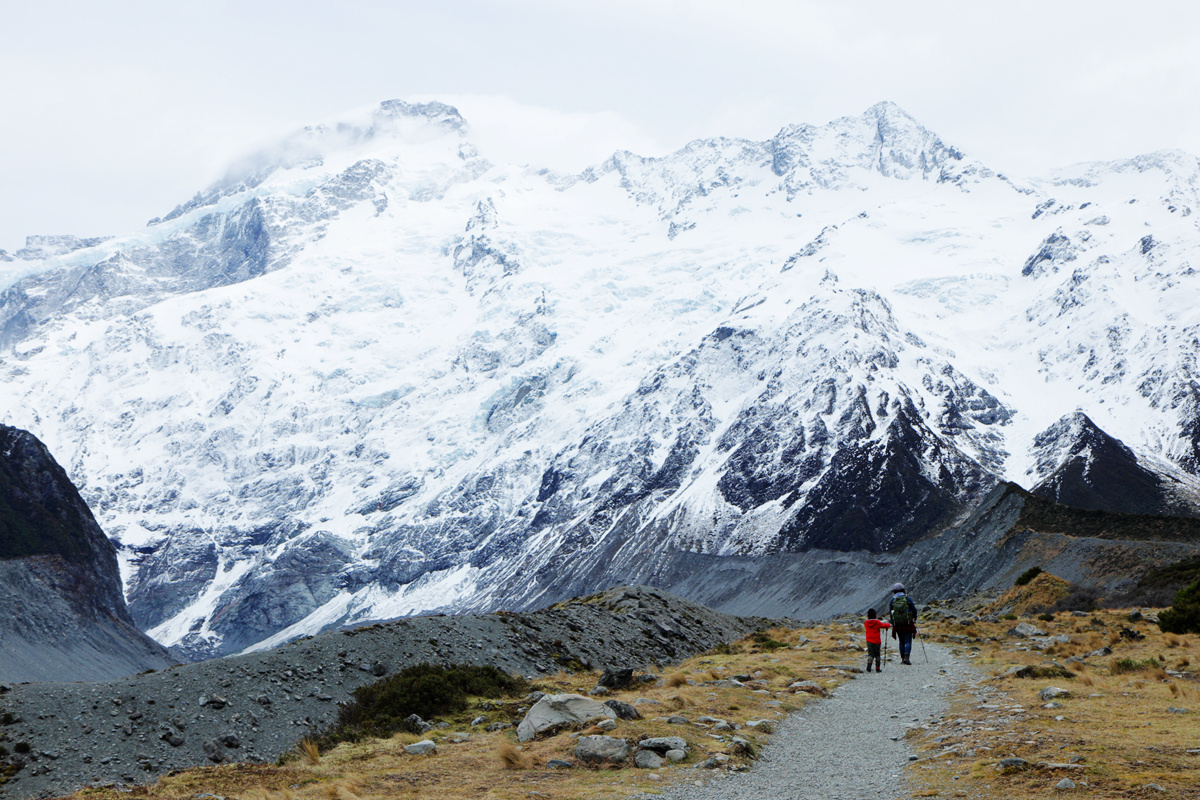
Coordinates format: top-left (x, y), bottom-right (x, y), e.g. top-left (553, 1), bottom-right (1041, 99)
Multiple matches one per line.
top-left (0, 425), bottom-right (175, 682)
top-left (0, 586), bottom-right (766, 799)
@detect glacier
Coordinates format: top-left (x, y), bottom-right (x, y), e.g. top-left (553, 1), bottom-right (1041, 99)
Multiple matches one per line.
top-left (2, 99), bottom-right (1200, 658)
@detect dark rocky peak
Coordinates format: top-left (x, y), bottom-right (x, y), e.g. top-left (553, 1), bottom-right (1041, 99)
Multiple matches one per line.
top-left (0, 425), bottom-right (116, 575)
top-left (772, 397), bottom-right (997, 553)
top-left (1029, 412), bottom-right (1197, 517)
top-left (0, 424), bottom-right (175, 681)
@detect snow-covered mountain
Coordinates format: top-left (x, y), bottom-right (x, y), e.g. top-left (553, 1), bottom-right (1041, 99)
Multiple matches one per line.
top-left (2, 100), bottom-right (1199, 658)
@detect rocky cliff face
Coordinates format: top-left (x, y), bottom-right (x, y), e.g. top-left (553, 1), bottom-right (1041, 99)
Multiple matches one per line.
top-left (0, 425), bottom-right (175, 681)
top-left (1, 101), bottom-right (1199, 656)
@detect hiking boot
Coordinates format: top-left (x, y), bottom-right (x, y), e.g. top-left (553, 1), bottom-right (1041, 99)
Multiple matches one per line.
top-left (875, 667), bottom-right (881, 673)
top-left (902, 658), bottom-right (911, 665)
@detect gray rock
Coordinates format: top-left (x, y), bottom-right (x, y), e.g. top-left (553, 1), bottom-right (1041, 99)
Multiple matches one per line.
top-left (604, 699), bottom-right (641, 720)
top-left (202, 740), bottom-right (226, 763)
top-left (1055, 778), bottom-right (1076, 790)
top-left (547, 759), bottom-right (573, 769)
top-left (1168, 706), bottom-right (1189, 714)
top-left (588, 685), bottom-right (610, 696)
top-left (403, 740), bottom-right (437, 755)
top-left (640, 736), bottom-right (688, 753)
top-left (1008, 623), bottom-right (1046, 638)
top-left (633, 749), bottom-right (665, 769)
top-left (665, 749), bottom-right (687, 762)
top-left (598, 667), bottom-right (635, 690)
top-left (485, 722), bottom-right (512, 732)
top-left (405, 713), bottom-right (435, 733)
top-left (199, 695), bottom-right (228, 709)
top-left (596, 719), bottom-right (617, 731)
top-left (1039, 687), bottom-right (1071, 701)
top-left (574, 735), bottom-right (629, 764)
top-left (517, 694), bottom-right (616, 742)
top-left (697, 754), bottom-right (731, 769)
top-left (745, 719), bottom-right (774, 733)
top-left (1085, 646), bottom-right (1113, 658)
top-left (997, 757), bottom-right (1031, 772)
top-left (666, 715), bottom-right (689, 725)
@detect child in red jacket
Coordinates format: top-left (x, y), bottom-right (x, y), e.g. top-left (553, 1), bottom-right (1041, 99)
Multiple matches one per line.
top-left (864, 608), bottom-right (891, 672)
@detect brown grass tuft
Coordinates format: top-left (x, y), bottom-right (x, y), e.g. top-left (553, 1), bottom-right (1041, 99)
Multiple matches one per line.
top-left (1166, 633), bottom-right (1182, 648)
top-left (297, 738), bottom-right (321, 766)
top-left (1078, 672), bottom-right (1095, 687)
top-left (666, 671), bottom-right (689, 688)
top-left (498, 742), bottom-right (532, 770)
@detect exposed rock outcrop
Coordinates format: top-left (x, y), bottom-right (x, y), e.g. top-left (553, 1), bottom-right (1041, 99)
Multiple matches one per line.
top-left (0, 425), bottom-right (176, 682)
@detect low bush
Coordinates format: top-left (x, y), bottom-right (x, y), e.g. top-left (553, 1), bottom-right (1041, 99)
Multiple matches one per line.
top-left (1158, 578), bottom-right (1200, 634)
top-left (1014, 566), bottom-right (1043, 586)
top-left (318, 663), bottom-right (528, 750)
top-left (1110, 657), bottom-right (1160, 674)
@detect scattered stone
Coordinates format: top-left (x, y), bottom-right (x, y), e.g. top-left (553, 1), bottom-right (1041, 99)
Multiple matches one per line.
top-left (1128, 609), bottom-right (1144, 622)
top-left (634, 750), bottom-right (665, 769)
top-left (696, 754), bottom-right (731, 769)
top-left (198, 695), bottom-right (228, 710)
top-left (666, 749), bottom-right (687, 762)
top-left (1085, 646), bottom-right (1113, 658)
top-left (1055, 778), bottom-right (1076, 790)
top-left (711, 679), bottom-right (746, 689)
top-left (219, 734), bottom-right (240, 748)
top-left (640, 736), bottom-right (688, 753)
top-left (517, 694), bottom-right (617, 742)
top-left (997, 757), bottom-right (1031, 773)
top-left (1144, 784), bottom-right (1166, 792)
top-left (1008, 623), bottom-right (1046, 638)
top-left (470, 715), bottom-right (486, 726)
top-left (604, 699), bottom-right (641, 720)
top-left (745, 719), bottom-right (774, 733)
top-left (403, 740), bottom-right (437, 755)
top-left (1039, 687), bottom-right (1071, 701)
top-left (574, 735), bottom-right (629, 764)
top-left (712, 721), bottom-right (733, 732)
top-left (160, 732), bottom-right (184, 747)
top-left (788, 681), bottom-right (829, 696)
top-left (1168, 707), bottom-right (1189, 714)
top-left (729, 736), bottom-right (752, 755)
top-left (202, 740), bottom-right (226, 764)
top-left (667, 715), bottom-right (690, 725)
top-left (485, 722), bottom-right (512, 732)
top-left (588, 686), bottom-right (610, 696)
top-left (546, 759), bottom-right (573, 769)
top-left (598, 667), bottom-right (635, 690)
top-left (596, 719), bottom-right (617, 731)
top-left (816, 664), bottom-right (864, 673)
top-left (1118, 626), bottom-right (1144, 641)
top-left (405, 714), bottom-right (435, 733)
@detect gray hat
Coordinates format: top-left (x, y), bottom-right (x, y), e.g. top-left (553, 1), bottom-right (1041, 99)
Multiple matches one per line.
top-left (892, 583), bottom-right (905, 593)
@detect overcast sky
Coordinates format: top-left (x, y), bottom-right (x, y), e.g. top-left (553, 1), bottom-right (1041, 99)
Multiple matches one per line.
top-left (2, 0), bottom-right (1198, 252)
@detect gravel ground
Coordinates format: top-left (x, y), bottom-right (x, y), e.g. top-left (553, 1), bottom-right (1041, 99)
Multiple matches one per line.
top-left (650, 641), bottom-right (979, 800)
top-left (0, 586), bottom-right (766, 800)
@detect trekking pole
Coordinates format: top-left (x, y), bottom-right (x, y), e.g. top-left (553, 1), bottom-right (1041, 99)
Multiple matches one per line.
top-left (919, 629), bottom-right (929, 663)
top-left (882, 634), bottom-right (888, 671)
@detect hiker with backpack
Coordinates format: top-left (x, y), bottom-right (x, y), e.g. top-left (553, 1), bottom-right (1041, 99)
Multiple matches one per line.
top-left (863, 608), bottom-right (891, 672)
top-left (889, 583), bottom-right (918, 665)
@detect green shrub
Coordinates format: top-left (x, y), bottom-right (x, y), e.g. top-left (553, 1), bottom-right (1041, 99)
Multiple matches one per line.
top-left (1038, 612), bottom-right (1055, 622)
top-left (319, 663), bottom-right (528, 750)
top-left (750, 632), bottom-right (788, 651)
top-left (1158, 577), bottom-right (1200, 634)
top-left (12, 743), bottom-right (29, 754)
top-left (1110, 657), bottom-right (1160, 674)
top-left (1014, 566), bottom-right (1043, 586)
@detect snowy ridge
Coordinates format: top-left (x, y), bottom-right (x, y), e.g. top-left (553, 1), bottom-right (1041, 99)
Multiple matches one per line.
top-left (2, 100), bottom-right (1200, 656)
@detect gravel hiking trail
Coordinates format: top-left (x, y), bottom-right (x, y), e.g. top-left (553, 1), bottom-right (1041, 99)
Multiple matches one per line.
top-left (653, 641), bottom-right (977, 800)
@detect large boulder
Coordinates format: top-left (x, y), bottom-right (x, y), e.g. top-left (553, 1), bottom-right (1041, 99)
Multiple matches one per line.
top-left (516, 693), bottom-right (617, 742)
top-left (574, 735), bottom-right (629, 764)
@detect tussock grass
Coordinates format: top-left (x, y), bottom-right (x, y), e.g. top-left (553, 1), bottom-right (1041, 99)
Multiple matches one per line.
top-left (665, 670), bottom-right (688, 688)
top-left (297, 739), bottom-right (321, 766)
top-left (497, 742), bottom-right (531, 770)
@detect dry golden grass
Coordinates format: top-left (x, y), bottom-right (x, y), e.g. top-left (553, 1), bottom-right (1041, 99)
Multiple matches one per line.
top-left (52, 624), bottom-right (866, 800)
top-left (915, 603), bottom-right (1200, 800)
top-left (665, 670), bottom-right (688, 687)
top-left (497, 742), bottom-right (532, 770)
top-left (298, 738), bottom-right (322, 766)
top-left (981, 572), bottom-right (1072, 616)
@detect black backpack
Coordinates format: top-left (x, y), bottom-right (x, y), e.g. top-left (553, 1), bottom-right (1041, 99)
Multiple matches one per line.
top-left (890, 594), bottom-right (912, 626)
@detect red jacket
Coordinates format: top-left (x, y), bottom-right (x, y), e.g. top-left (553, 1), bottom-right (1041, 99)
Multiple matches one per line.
top-left (864, 618), bottom-right (892, 644)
